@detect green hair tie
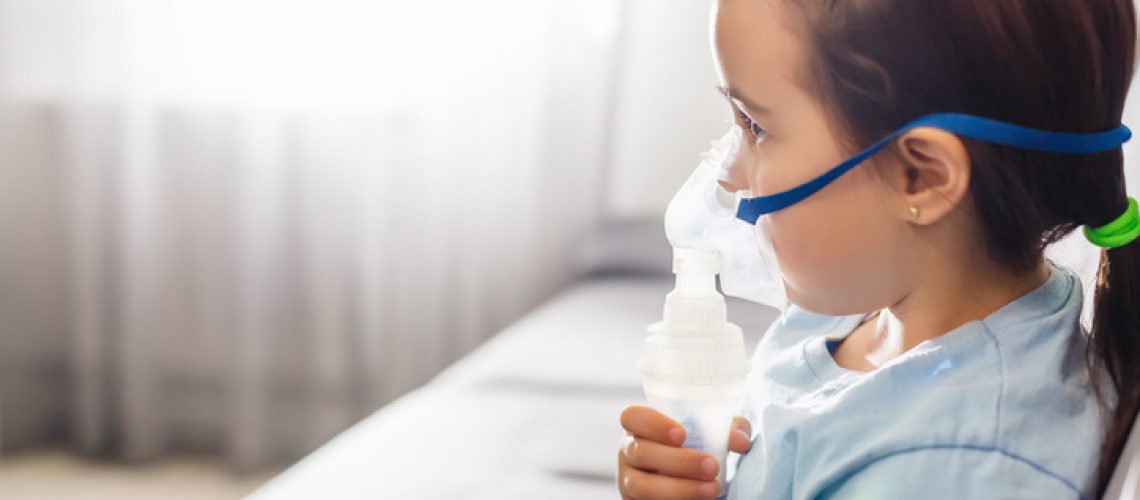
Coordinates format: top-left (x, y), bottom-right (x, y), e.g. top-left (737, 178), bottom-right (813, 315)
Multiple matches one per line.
top-left (1084, 197), bottom-right (1140, 249)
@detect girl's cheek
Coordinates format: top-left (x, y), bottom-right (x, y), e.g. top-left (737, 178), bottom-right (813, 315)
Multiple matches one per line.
top-left (765, 213), bottom-right (797, 270)
top-left (749, 147), bottom-right (800, 198)
top-left (766, 206), bottom-right (830, 286)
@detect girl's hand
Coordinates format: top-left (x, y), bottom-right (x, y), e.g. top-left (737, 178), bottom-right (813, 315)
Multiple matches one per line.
top-left (616, 405), bottom-right (752, 500)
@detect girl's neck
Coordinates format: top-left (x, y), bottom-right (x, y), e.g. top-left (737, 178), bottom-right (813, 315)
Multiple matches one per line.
top-left (834, 256), bottom-right (1050, 372)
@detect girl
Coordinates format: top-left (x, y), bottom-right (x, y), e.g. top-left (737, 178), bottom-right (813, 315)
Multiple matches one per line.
top-left (617, 0), bottom-right (1139, 498)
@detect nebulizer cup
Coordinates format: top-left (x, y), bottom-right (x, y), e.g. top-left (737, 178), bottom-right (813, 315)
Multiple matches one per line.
top-left (639, 126), bottom-right (768, 495)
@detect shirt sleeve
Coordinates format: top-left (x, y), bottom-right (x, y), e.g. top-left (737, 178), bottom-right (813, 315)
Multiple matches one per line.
top-left (819, 446), bottom-right (1084, 500)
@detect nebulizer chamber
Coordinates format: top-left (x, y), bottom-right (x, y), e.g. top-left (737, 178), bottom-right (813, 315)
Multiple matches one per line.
top-left (640, 126), bottom-right (762, 494)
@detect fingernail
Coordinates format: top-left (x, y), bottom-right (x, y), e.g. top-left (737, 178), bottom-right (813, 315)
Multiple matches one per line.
top-left (734, 428), bottom-right (750, 441)
top-left (668, 427), bottom-right (685, 445)
top-left (702, 457), bottom-right (718, 478)
top-left (700, 482), bottom-right (719, 497)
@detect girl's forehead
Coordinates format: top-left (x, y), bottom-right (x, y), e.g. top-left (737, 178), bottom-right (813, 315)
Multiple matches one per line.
top-left (713, 0), bottom-right (808, 107)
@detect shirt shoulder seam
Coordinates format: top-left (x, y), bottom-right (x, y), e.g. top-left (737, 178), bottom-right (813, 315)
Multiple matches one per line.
top-left (981, 321), bottom-right (1005, 448)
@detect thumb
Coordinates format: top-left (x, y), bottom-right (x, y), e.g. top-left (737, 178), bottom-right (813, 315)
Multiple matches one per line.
top-left (728, 416), bottom-right (752, 453)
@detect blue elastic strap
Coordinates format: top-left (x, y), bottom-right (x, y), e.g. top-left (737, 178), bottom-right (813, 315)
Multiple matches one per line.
top-left (735, 113), bottom-right (1133, 224)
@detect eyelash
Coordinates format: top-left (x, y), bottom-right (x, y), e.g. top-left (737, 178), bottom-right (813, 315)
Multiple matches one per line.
top-left (734, 108), bottom-right (768, 143)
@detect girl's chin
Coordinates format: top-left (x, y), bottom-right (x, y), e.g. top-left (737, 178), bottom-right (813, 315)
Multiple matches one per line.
top-left (785, 288), bottom-right (873, 317)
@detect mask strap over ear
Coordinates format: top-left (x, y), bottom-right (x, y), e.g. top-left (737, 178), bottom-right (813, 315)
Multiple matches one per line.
top-left (735, 113), bottom-right (1133, 224)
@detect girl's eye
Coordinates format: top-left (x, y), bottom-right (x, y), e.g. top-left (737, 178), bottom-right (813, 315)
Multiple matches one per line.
top-left (734, 108), bottom-right (768, 143)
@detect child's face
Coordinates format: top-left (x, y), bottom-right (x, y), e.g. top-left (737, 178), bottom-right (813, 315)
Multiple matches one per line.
top-left (712, 0), bottom-right (917, 315)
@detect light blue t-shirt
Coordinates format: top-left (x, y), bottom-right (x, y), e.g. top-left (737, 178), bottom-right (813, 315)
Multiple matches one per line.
top-left (726, 264), bottom-right (1112, 499)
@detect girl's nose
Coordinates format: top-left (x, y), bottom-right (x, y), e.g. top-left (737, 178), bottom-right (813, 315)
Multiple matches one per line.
top-left (719, 146), bottom-right (750, 193)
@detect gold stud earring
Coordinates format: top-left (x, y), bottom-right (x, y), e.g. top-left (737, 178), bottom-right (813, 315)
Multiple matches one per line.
top-left (909, 206), bottom-right (920, 221)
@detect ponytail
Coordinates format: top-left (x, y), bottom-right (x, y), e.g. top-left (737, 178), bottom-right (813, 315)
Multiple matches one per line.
top-left (1091, 239), bottom-right (1140, 497)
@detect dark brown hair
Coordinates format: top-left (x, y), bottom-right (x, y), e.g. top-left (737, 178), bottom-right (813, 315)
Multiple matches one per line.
top-left (786, 0), bottom-right (1137, 495)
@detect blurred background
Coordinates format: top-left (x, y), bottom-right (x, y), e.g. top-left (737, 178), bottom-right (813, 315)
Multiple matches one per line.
top-left (0, 0), bottom-right (733, 498)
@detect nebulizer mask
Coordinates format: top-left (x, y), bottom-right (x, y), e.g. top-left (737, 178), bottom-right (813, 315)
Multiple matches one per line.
top-left (664, 125), bottom-right (788, 311)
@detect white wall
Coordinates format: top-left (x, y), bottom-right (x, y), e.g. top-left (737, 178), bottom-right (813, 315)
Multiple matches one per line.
top-left (603, 0), bottom-right (730, 219)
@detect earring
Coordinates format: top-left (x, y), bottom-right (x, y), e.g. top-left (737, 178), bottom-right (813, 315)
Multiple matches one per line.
top-left (909, 206), bottom-right (920, 221)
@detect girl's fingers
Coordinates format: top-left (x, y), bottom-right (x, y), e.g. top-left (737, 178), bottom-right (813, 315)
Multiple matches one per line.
top-left (728, 416), bottom-right (752, 453)
top-left (620, 405), bottom-right (685, 446)
top-left (621, 433), bottom-right (719, 481)
top-left (618, 458), bottom-right (720, 500)
top-left (732, 415), bottom-right (752, 436)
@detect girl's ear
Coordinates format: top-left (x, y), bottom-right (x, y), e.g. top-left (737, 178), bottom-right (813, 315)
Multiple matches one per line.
top-left (891, 128), bottom-right (971, 224)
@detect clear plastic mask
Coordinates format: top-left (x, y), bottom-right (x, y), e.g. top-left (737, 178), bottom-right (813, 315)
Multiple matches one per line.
top-left (664, 126), bottom-right (788, 312)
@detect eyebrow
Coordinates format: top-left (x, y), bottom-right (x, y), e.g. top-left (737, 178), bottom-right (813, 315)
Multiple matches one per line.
top-left (715, 85), bottom-right (773, 115)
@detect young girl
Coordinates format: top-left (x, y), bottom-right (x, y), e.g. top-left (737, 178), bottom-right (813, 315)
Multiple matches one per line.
top-left (617, 0), bottom-right (1138, 498)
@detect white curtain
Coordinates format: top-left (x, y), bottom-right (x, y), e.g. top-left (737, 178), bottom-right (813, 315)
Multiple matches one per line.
top-left (0, 0), bottom-right (622, 470)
